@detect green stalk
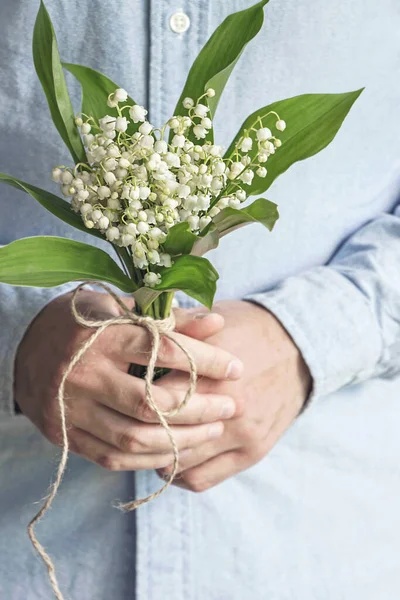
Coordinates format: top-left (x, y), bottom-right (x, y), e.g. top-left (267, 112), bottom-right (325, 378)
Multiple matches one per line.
top-left (128, 290), bottom-right (175, 379)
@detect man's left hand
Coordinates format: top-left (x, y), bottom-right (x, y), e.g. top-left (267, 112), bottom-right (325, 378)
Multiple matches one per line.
top-left (156, 300), bottom-right (312, 492)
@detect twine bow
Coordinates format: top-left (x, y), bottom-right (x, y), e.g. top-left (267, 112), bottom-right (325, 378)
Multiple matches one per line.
top-left (27, 281), bottom-right (197, 600)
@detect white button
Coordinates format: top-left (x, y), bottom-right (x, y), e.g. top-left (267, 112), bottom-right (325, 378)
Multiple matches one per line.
top-left (170, 10), bottom-right (190, 34)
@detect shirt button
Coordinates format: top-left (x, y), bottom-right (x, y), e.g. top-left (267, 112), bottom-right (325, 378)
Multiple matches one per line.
top-left (170, 10), bottom-right (190, 34)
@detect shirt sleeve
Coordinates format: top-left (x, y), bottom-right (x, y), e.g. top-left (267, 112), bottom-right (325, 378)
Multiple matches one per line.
top-left (0, 282), bottom-right (80, 417)
top-left (245, 203), bottom-right (400, 400)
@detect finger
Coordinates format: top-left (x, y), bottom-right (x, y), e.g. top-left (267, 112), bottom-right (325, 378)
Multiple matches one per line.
top-left (80, 366), bottom-right (237, 424)
top-left (156, 437), bottom-right (230, 478)
top-left (105, 328), bottom-right (244, 380)
top-left (173, 308), bottom-right (225, 340)
top-left (70, 401), bottom-right (225, 454)
top-left (164, 450), bottom-right (246, 493)
top-left (67, 427), bottom-right (179, 471)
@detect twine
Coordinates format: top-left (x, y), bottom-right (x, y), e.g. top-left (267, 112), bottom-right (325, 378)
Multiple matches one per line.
top-left (27, 281), bottom-right (197, 600)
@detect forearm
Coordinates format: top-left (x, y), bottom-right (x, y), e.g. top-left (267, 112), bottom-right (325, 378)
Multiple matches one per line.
top-left (0, 282), bottom-right (80, 416)
top-left (245, 205), bottom-right (400, 399)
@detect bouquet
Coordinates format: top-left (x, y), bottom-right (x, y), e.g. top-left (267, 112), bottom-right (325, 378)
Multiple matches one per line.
top-left (0, 1), bottom-right (362, 597)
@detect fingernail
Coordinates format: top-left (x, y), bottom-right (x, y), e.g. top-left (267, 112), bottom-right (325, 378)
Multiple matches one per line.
top-left (208, 422), bottom-right (224, 439)
top-left (220, 401), bottom-right (236, 419)
top-left (226, 359), bottom-right (243, 380)
top-left (193, 312), bottom-right (212, 319)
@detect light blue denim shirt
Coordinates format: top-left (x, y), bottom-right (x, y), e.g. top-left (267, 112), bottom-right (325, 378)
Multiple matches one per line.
top-left (1, 1), bottom-right (400, 599)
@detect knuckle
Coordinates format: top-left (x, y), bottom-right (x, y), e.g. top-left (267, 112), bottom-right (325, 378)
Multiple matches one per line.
top-left (195, 395), bottom-right (212, 424)
top-left (117, 428), bottom-right (141, 453)
top-left (233, 395), bottom-right (246, 417)
top-left (158, 336), bottom-right (179, 366)
top-left (135, 397), bottom-right (155, 423)
top-left (182, 471), bottom-right (210, 493)
top-left (42, 418), bottom-right (61, 446)
top-left (246, 442), bottom-right (265, 463)
top-left (242, 421), bottom-right (262, 445)
top-left (96, 454), bottom-right (121, 471)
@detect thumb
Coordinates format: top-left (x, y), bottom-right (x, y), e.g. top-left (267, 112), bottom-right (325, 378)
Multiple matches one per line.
top-left (173, 307), bottom-right (225, 340)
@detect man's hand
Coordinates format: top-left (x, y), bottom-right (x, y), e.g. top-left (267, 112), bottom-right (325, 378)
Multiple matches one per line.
top-left (156, 300), bottom-right (312, 492)
top-left (14, 289), bottom-right (243, 471)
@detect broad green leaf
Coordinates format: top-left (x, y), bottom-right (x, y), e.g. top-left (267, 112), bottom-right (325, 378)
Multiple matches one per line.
top-left (134, 255), bottom-right (219, 311)
top-left (33, 1), bottom-right (86, 164)
top-left (213, 198), bottom-right (279, 237)
top-left (0, 236), bottom-right (135, 293)
top-left (172, 0), bottom-right (269, 142)
top-left (0, 173), bottom-right (103, 241)
top-left (163, 222), bottom-right (199, 255)
top-left (163, 222), bottom-right (220, 257)
top-left (225, 90), bottom-right (363, 195)
top-left (191, 227), bottom-right (220, 257)
top-left (63, 63), bottom-right (139, 136)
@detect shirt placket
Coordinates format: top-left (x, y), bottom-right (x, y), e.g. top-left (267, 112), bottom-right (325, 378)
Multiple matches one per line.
top-left (135, 5), bottom-right (211, 600)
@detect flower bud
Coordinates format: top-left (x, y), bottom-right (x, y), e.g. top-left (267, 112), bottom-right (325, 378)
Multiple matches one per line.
top-left (183, 97), bottom-right (194, 109)
top-left (139, 121), bottom-right (153, 135)
top-left (122, 233), bottom-right (135, 247)
top-left (116, 116), bottom-right (129, 132)
top-left (52, 167), bottom-right (62, 183)
top-left (106, 227), bottom-right (120, 242)
top-left (129, 105), bottom-right (148, 123)
top-left (77, 189), bottom-right (90, 201)
top-left (119, 158), bottom-right (131, 169)
top-left (256, 166), bottom-right (268, 178)
top-left (136, 221), bottom-right (149, 234)
top-left (160, 253), bottom-right (172, 267)
top-left (256, 127), bottom-right (272, 141)
top-left (114, 88), bottom-right (128, 103)
top-left (187, 215), bottom-right (200, 230)
top-left (60, 171), bottom-right (73, 185)
top-left (154, 140), bottom-right (168, 154)
top-left (193, 125), bottom-right (207, 140)
top-left (98, 186), bottom-right (111, 199)
top-left (80, 203), bottom-right (92, 215)
top-left (144, 272), bottom-right (161, 288)
top-left (81, 122), bottom-right (91, 134)
top-left (126, 223), bottom-right (138, 236)
top-left (276, 119), bottom-right (286, 132)
top-left (104, 172), bottom-right (117, 186)
top-left (236, 189), bottom-right (247, 202)
top-left (98, 216), bottom-right (110, 230)
top-left (193, 104), bottom-right (209, 118)
top-left (239, 137), bottom-right (253, 152)
top-left (91, 209), bottom-right (103, 222)
top-left (171, 134), bottom-right (185, 148)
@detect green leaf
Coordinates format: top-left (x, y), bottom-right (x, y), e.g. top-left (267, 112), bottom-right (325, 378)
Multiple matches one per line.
top-left (0, 173), bottom-right (103, 241)
top-left (172, 0), bottom-right (269, 142)
top-left (134, 255), bottom-right (219, 311)
top-left (190, 226), bottom-right (220, 257)
top-left (63, 63), bottom-right (139, 136)
top-left (225, 90), bottom-right (363, 195)
top-left (213, 198), bottom-right (279, 237)
top-left (0, 236), bottom-right (136, 292)
top-left (163, 222), bottom-right (199, 256)
top-left (163, 222), bottom-right (220, 258)
top-left (33, 1), bottom-right (86, 164)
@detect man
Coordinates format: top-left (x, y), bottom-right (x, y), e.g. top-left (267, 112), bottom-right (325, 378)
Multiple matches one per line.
top-left (0, 0), bottom-right (399, 598)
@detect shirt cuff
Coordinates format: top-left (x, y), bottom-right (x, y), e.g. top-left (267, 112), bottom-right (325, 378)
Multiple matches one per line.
top-left (244, 266), bottom-right (383, 400)
top-left (0, 283), bottom-right (83, 417)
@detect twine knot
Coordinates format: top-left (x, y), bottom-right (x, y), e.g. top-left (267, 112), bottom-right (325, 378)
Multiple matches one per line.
top-left (27, 281), bottom-right (197, 600)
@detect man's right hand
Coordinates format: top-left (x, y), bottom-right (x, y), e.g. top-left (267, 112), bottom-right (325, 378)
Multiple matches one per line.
top-left (14, 289), bottom-right (242, 472)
